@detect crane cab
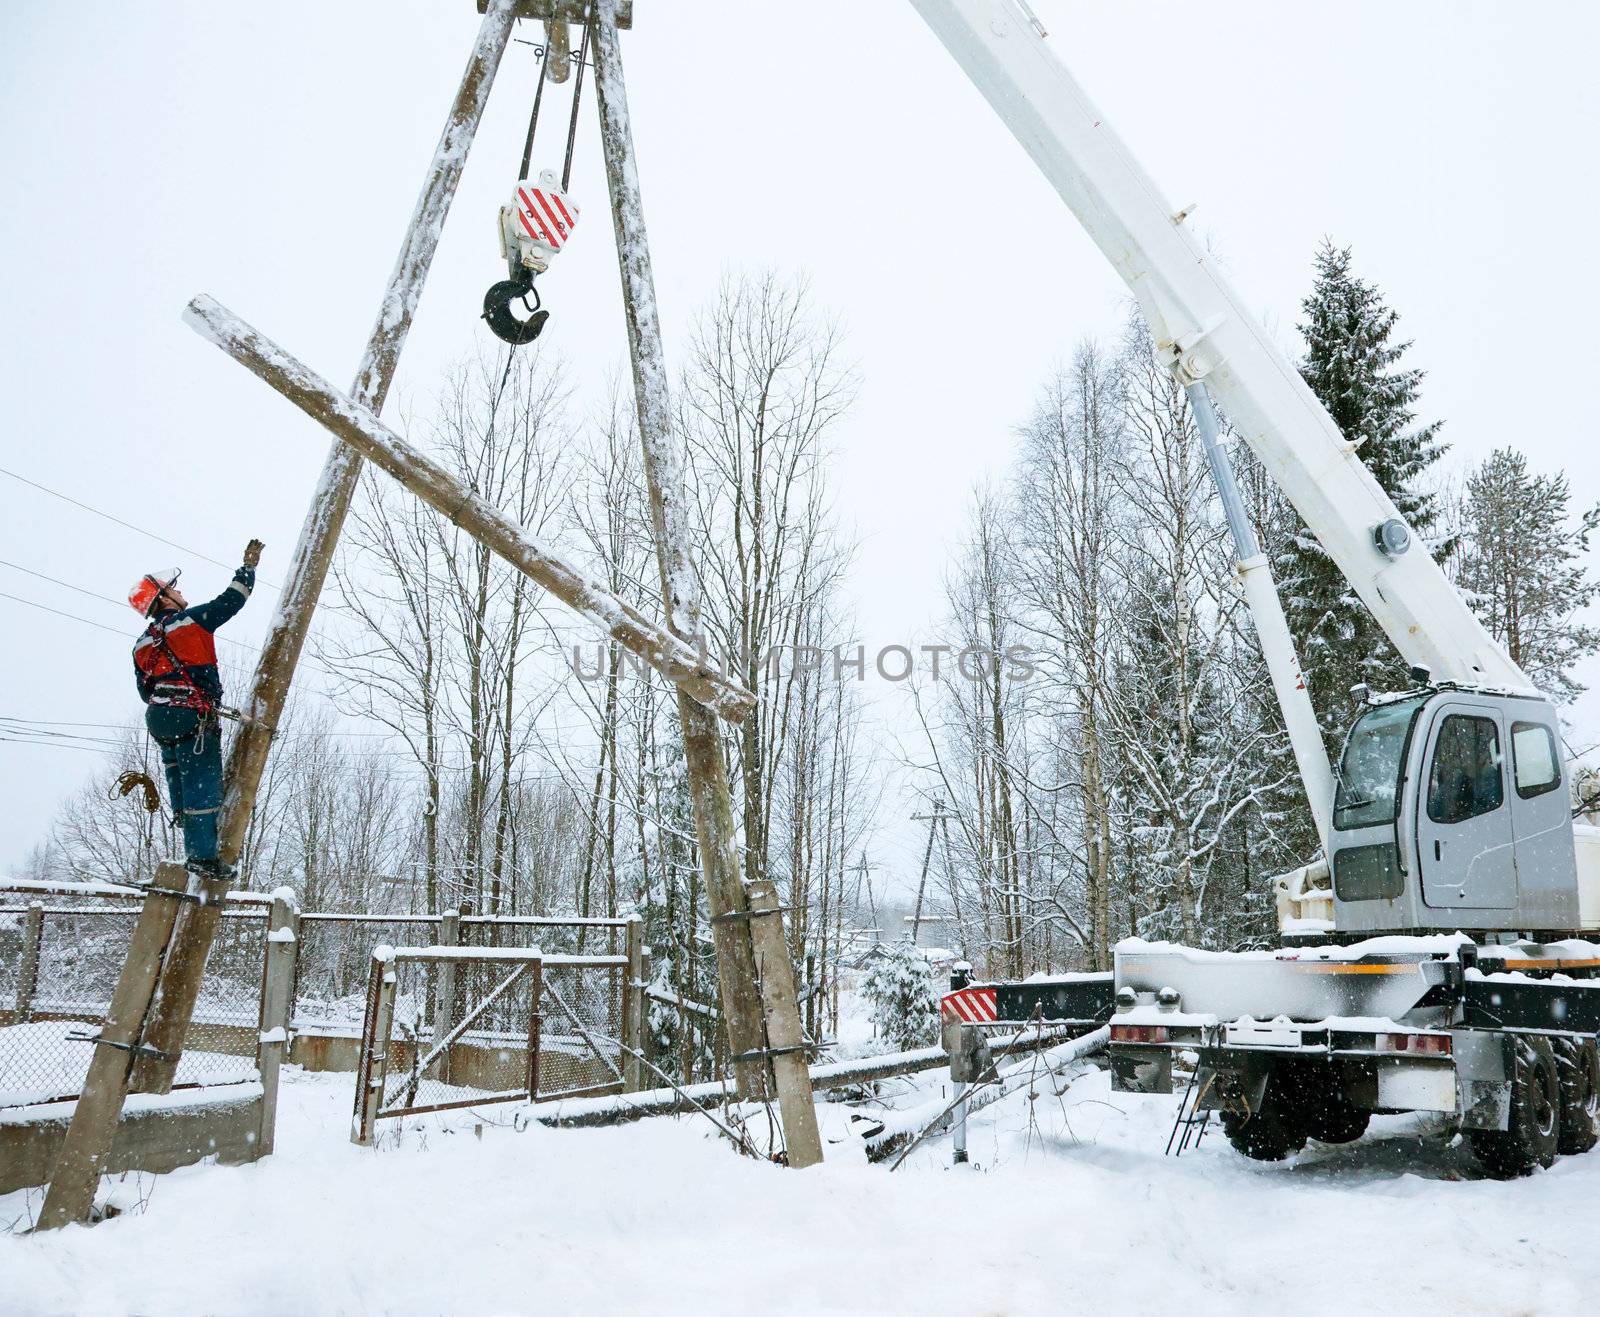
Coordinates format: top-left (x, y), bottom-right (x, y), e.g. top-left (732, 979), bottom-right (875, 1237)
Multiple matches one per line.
top-left (1327, 687), bottom-right (1591, 936)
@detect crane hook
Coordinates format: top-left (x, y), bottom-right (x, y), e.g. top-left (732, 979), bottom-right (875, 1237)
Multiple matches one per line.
top-left (482, 276), bottom-right (549, 346)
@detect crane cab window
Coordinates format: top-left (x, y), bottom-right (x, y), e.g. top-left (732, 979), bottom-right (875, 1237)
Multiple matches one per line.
top-left (1333, 696), bottom-right (1425, 831)
top-left (1426, 715), bottom-right (1504, 824)
top-left (1511, 721), bottom-right (1561, 799)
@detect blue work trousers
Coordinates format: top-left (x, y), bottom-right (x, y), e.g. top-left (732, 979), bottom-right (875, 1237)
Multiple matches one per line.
top-left (146, 707), bottom-right (223, 863)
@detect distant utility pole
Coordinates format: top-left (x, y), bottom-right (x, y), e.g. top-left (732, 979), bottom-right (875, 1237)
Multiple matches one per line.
top-left (855, 853), bottom-right (879, 943)
top-left (909, 797), bottom-right (948, 946)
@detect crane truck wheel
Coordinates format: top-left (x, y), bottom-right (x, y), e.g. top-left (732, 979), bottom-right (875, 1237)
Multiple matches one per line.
top-left (1468, 1037), bottom-right (1560, 1178)
top-left (1220, 1068), bottom-right (1309, 1161)
top-left (1554, 1037), bottom-right (1600, 1156)
top-left (1288, 1064), bottom-right (1370, 1145)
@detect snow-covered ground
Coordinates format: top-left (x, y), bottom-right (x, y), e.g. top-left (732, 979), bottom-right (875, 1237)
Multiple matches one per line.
top-left (3, 1062), bottom-right (1595, 1315)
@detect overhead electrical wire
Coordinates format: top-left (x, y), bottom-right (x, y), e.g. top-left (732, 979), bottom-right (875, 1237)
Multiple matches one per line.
top-left (0, 464), bottom-right (283, 592)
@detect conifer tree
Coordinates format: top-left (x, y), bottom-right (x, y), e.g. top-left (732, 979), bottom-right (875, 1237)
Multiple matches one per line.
top-left (1280, 241), bottom-right (1448, 744)
top-left (1454, 448), bottom-right (1600, 700)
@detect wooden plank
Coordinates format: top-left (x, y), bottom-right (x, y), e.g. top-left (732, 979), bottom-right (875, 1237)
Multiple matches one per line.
top-left (183, 295), bottom-right (757, 727)
top-left (622, 917), bottom-right (644, 1093)
top-left (36, 862), bottom-right (188, 1230)
top-left (350, 951), bottom-right (398, 1146)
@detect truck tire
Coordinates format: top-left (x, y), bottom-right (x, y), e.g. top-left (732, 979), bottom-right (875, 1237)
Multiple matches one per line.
top-left (1554, 1037), bottom-right (1600, 1156)
top-left (1291, 1065), bottom-right (1370, 1145)
top-left (1468, 1037), bottom-right (1560, 1178)
top-left (1221, 1069), bottom-right (1308, 1161)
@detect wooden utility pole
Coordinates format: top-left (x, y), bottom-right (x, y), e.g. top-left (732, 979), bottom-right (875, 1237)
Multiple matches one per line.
top-left (128, 2), bottom-right (518, 1098)
top-left (40, 4), bottom-right (519, 1229)
top-left (37, 864), bottom-right (188, 1230)
top-left (909, 798), bottom-right (945, 944)
top-left (588, 2), bottom-right (775, 1103)
top-left (589, 4), bottom-right (822, 1159)
top-left (745, 880), bottom-right (823, 1167)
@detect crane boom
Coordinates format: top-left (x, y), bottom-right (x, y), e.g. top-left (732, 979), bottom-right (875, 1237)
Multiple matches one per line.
top-left (910, 0), bottom-right (1531, 693)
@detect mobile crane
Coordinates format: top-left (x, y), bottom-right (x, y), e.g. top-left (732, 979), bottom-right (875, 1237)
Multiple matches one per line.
top-left (915, 0), bottom-right (1600, 1176)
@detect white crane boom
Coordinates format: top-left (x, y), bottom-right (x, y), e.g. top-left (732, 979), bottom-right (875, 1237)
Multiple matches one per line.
top-left (910, 0), bottom-right (1531, 695)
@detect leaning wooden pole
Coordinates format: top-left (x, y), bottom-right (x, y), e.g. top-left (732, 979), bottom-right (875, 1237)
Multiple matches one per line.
top-left (125, 2), bottom-right (518, 1098)
top-left (183, 295), bottom-right (757, 723)
top-left (589, 4), bottom-right (811, 1138)
top-left (36, 866), bottom-right (188, 1230)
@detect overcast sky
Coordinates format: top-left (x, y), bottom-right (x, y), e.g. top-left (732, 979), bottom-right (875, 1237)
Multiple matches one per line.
top-left (2, 1), bottom-right (1595, 886)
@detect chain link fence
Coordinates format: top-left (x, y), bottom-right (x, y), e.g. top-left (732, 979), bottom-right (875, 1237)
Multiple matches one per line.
top-left (1, 897), bottom-right (265, 1107)
top-left (1, 883), bottom-right (635, 1114)
top-left (540, 959), bottom-right (625, 1100)
top-left (292, 915), bottom-right (439, 1034)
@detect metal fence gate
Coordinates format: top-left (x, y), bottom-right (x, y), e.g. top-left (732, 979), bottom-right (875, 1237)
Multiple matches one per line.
top-left (351, 938), bottom-right (643, 1144)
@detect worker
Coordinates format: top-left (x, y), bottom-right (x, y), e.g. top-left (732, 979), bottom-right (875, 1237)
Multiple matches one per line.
top-left (128, 540), bottom-right (264, 877)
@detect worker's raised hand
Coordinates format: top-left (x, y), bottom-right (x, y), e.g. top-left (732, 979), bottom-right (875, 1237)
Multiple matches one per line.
top-left (242, 539), bottom-right (265, 569)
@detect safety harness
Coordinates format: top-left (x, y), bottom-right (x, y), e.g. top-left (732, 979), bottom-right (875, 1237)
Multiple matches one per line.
top-left (140, 615), bottom-right (219, 719)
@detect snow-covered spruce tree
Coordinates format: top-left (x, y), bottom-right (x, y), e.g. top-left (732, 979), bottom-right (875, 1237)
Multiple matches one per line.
top-left (1452, 447), bottom-right (1600, 701)
top-left (1282, 241), bottom-right (1449, 746)
top-left (860, 941), bottom-right (940, 1052)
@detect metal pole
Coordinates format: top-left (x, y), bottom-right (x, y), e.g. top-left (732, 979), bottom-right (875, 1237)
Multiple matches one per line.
top-left (1186, 381), bottom-right (1334, 854)
top-left (953, 1080), bottom-right (969, 1164)
top-left (126, 1), bottom-right (514, 1096)
top-left (588, 0), bottom-right (769, 1100)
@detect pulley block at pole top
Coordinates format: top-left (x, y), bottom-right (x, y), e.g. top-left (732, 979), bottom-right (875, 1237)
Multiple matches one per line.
top-left (485, 172), bottom-right (580, 344)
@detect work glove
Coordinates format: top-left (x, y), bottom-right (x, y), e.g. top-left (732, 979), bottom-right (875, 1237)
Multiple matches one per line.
top-left (242, 539), bottom-right (265, 569)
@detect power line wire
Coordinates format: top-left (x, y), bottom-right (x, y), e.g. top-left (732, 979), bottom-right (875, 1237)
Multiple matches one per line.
top-left (0, 464), bottom-right (282, 591)
top-left (0, 590), bottom-right (128, 637)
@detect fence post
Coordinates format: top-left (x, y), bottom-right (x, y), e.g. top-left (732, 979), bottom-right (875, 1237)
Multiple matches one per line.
top-left (430, 908), bottom-right (461, 1082)
top-left (16, 901), bottom-right (44, 1021)
top-left (622, 917), bottom-right (645, 1093)
top-left (639, 946), bottom-right (653, 1075)
top-left (525, 952), bottom-right (543, 1102)
top-left (255, 887), bottom-right (299, 1159)
top-left (351, 948), bottom-right (398, 1147)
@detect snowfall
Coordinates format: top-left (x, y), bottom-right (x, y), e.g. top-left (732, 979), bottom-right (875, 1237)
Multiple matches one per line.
top-left (3, 1055), bottom-right (1596, 1316)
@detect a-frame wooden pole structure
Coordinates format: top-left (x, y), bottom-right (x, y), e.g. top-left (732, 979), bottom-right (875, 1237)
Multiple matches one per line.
top-left (42, 1), bottom-right (821, 1225)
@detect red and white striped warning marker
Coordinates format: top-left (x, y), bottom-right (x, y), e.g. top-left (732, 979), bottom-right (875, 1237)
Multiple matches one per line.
top-left (941, 986), bottom-right (997, 1024)
top-left (515, 179), bottom-right (579, 251)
